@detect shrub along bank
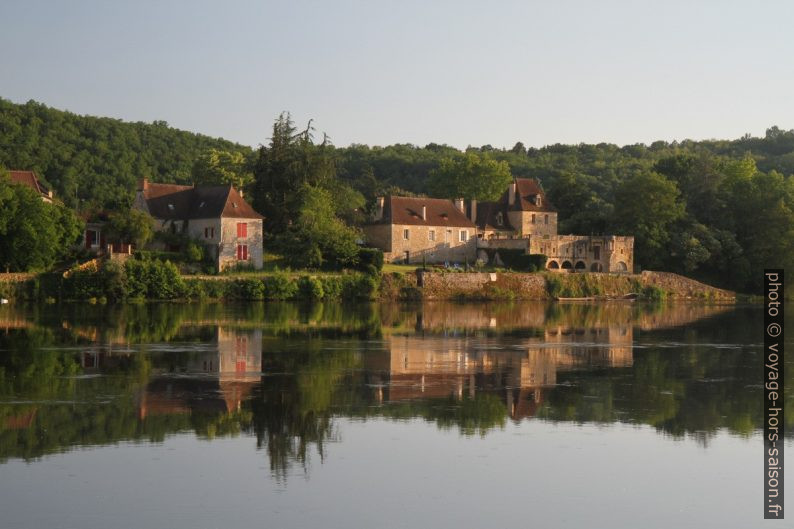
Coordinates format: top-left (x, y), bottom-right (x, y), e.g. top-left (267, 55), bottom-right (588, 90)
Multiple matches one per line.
top-left (8, 259), bottom-right (380, 302)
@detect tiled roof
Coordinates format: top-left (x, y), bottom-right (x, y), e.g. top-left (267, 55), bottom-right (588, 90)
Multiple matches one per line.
top-left (473, 201), bottom-right (514, 231)
top-left (378, 196), bottom-right (475, 228)
top-left (7, 170), bottom-right (50, 197)
top-left (141, 182), bottom-right (263, 220)
top-left (512, 178), bottom-right (556, 212)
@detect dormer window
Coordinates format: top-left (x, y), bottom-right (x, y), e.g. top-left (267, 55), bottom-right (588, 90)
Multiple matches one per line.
top-left (232, 202), bottom-right (238, 208)
top-left (537, 196), bottom-right (542, 207)
top-left (167, 203), bottom-right (174, 211)
top-left (199, 201), bottom-right (205, 208)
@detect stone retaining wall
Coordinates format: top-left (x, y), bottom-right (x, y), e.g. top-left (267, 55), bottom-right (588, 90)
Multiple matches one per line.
top-left (407, 270), bottom-right (735, 301)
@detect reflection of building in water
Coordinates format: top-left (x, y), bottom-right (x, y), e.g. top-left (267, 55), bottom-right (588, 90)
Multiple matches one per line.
top-left (184, 327), bottom-right (262, 382)
top-left (139, 328), bottom-right (262, 419)
top-left (75, 327), bottom-right (263, 419)
top-left (369, 325), bottom-right (633, 420)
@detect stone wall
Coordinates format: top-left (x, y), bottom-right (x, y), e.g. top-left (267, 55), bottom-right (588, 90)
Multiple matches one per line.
top-left (372, 224), bottom-right (477, 264)
top-left (402, 270), bottom-right (735, 301)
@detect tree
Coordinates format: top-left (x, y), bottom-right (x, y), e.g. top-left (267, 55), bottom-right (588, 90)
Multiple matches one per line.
top-left (612, 171), bottom-right (685, 270)
top-left (191, 149), bottom-right (254, 191)
top-left (106, 209), bottom-right (155, 249)
top-left (276, 184), bottom-right (361, 270)
top-left (429, 152), bottom-right (513, 201)
top-left (0, 176), bottom-right (83, 271)
top-left (252, 113), bottom-right (336, 235)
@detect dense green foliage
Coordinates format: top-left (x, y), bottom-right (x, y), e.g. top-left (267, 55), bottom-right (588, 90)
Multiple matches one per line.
top-left (0, 174), bottom-right (83, 271)
top-left (12, 258), bottom-right (380, 302)
top-left (191, 148), bottom-right (254, 189)
top-left (428, 152), bottom-right (513, 200)
top-left (250, 113), bottom-right (366, 270)
top-left (0, 98), bottom-right (249, 209)
top-left (106, 208), bottom-right (154, 248)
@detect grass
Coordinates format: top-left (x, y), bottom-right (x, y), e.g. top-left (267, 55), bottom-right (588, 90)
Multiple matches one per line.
top-left (382, 263), bottom-right (419, 275)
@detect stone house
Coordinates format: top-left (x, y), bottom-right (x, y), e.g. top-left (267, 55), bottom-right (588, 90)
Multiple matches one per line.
top-left (363, 196), bottom-right (477, 264)
top-left (365, 178), bottom-right (633, 272)
top-left (134, 179), bottom-right (264, 271)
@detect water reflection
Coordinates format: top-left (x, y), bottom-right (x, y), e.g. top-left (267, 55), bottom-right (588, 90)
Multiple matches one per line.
top-left (0, 301), bottom-right (790, 478)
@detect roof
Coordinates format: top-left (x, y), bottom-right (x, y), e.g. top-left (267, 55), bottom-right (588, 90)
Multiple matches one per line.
top-left (141, 182), bottom-right (263, 220)
top-left (377, 196), bottom-right (475, 228)
top-left (7, 170), bottom-right (50, 197)
top-left (511, 178), bottom-right (556, 212)
top-left (473, 201), bottom-right (515, 231)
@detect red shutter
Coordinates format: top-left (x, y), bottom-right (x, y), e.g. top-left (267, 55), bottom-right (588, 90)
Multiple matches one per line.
top-left (237, 222), bottom-right (248, 238)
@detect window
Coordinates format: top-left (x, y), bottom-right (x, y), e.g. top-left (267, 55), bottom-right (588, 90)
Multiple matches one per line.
top-left (544, 214), bottom-right (549, 224)
top-left (204, 227), bottom-right (215, 239)
top-left (537, 196), bottom-right (542, 207)
top-left (594, 246), bottom-right (600, 260)
top-left (428, 229), bottom-right (435, 241)
top-left (403, 229), bottom-right (410, 240)
top-left (496, 212), bottom-right (503, 226)
top-left (237, 244), bottom-right (249, 260)
top-left (237, 222), bottom-right (248, 238)
top-left (531, 214), bottom-right (536, 224)
top-left (459, 230), bottom-right (468, 242)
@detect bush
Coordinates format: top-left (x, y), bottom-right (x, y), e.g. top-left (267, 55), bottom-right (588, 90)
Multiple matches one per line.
top-left (357, 248), bottom-right (384, 273)
top-left (298, 276), bottom-right (324, 300)
top-left (319, 276), bottom-right (344, 299)
top-left (125, 259), bottom-right (184, 299)
top-left (232, 278), bottom-right (265, 300)
top-left (185, 242), bottom-right (204, 263)
top-left (263, 271), bottom-right (298, 300)
top-left (485, 249), bottom-right (546, 271)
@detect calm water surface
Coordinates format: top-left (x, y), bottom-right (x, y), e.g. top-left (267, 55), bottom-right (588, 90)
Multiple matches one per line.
top-left (0, 301), bottom-right (790, 528)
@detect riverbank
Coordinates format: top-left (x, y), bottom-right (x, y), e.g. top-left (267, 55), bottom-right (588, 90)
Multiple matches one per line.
top-left (0, 263), bottom-right (735, 303)
top-left (380, 269), bottom-right (735, 301)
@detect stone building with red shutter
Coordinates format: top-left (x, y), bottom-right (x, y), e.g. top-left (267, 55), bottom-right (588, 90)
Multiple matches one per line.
top-left (134, 179), bottom-right (264, 270)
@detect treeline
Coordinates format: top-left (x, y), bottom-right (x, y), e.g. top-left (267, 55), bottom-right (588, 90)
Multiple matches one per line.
top-left (0, 98), bottom-right (249, 209)
top-left (1, 98), bottom-right (793, 293)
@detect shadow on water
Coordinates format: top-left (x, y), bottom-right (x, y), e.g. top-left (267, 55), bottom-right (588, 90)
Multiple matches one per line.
top-left (0, 300), bottom-right (790, 479)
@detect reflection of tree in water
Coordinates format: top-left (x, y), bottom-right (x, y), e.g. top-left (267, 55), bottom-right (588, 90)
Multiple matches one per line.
top-left (249, 339), bottom-right (359, 480)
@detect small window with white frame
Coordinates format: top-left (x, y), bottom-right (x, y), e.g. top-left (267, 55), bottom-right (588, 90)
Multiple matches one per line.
top-left (459, 230), bottom-right (468, 242)
top-left (428, 229), bottom-right (435, 241)
top-left (403, 229), bottom-right (410, 240)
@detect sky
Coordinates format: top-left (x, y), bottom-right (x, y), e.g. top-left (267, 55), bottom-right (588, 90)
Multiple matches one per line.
top-left (1, 0), bottom-right (793, 149)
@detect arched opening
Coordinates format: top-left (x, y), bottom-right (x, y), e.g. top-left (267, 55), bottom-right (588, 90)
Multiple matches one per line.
top-left (590, 262), bottom-right (603, 272)
top-left (616, 261), bottom-right (628, 272)
top-left (575, 261), bottom-right (586, 272)
top-left (547, 260), bottom-right (560, 270)
top-left (561, 261), bottom-right (573, 270)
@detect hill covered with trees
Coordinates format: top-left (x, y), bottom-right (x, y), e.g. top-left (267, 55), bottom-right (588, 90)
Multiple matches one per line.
top-left (0, 98), bottom-right (251, 209)
top-left (0, 97), bottom-right (792, 294)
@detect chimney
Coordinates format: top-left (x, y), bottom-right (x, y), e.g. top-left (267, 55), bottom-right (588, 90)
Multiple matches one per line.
top-left (508, 181), bottom-right (516, 206)
top-left (454, 198), bottom-right (465, 213)
top-left (421, 205), bottom-right (426, 220)
top-left (138, 178), bottom-right (149, 193)
top-left (469, 199), bottom-right (477, 222)
top-left (375, 196), bottom-right (385, 221)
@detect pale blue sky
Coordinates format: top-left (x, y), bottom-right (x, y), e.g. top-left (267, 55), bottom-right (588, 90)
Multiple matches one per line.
top-left (1, 0), bottom-right (792, 149)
